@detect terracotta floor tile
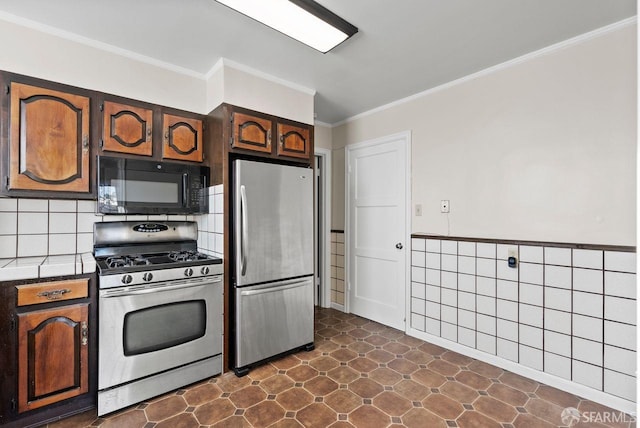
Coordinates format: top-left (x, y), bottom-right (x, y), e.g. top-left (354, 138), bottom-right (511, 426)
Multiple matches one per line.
top-left (427, 359), bottom-right (461, 377)
top-left (193, 398), bottom-right (236, 425)
top-left (467, 360), bottom-right (504, 379)
top-left (473, 395), bottom-right (518, 423)
top-left (348, 405), bottom-right (390, 428)
top-left (512, 413), bottom-right (557, 428)
top-left (392, 379), bottom-right (431, 401)
top-left (524, 398), bottom-right (564, 426)
top-left (456, 410), bottom-right (503, 428)
top-left (330, 348), bottom-right (358, 362)
top-left (324, 389), bottom-right (363, 413)
top-left (535, 384), bottom-right (580, 409)
top-left (439, 381), bottom-right (479, 404)
top-left (402, 407), bottom-right (447, 428)
top-left (372, 391), bottom-right (413, 416)
top-left (348, 357), bottom-right (378, 373)
top-left (383, 342), bottom-right (411, 355)
top-left (99, 409), bottom-right (147, 428)
top-left (499, 372), bottom-right (539, 393)
top-left (276, 388), bottom-right (314, 411)
top-left (347, 328), bottom-right (371, 339)
top-left (296, 403), bottom-right (338, 428)
top-left (305, 376), bottom-right (339, 396)
top-left (144, 395), bottom-right (187, 421)
top-left (228, 385), bottom-right (267, 409)
top-left (422, 393), bottom-right (465, 419)
top-left (287, 364), bottom-right (319, 382)
top-left (486, 383), bottom-right (530, 407)
top-left (154, 412), bottom-right (200, 428)
top-left (455, 370), bottom-right (492, 390)
top-left (386, 358), bottom-right (419, 375)
top-left (260, 374), bottom-right (296, 394)
top-left (369, 367), bottom-right (403, 386)
top-left (327, 366), bottom-right (360, 384)
top-left (243, 401), bottom-right (286, 428)
top-left (412, 368), bottom-right (447, 388)
top-left (182, 382), bottom-right (222, 406)
top-left (309, 355), bottom-right (340, 372)
top-left (403, 349), bottom-right (434, 365)
top-left (349, 378), bottom-right (384, 399)
top-left (367, 349), bottom-right (395, 363)
top-left (50, 308), bottom-right (628, 428)
top-left (441, 351), bottom-right (474, 367)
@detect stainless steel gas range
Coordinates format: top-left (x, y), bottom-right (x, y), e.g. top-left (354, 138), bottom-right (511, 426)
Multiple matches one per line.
top-left (93, 221), bottom-right (223, 416)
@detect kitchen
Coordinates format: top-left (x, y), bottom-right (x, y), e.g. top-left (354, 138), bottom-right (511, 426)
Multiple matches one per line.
top-left (0, 1), bottom-right (636, 427)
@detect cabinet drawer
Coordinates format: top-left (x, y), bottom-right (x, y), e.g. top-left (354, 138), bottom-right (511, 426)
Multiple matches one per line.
top-left (16, 279), bottom-right (89, 306)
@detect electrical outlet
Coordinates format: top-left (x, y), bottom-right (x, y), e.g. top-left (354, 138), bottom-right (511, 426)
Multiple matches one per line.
top-left (441, 200), bottom-right (450, 213)
top-left (415, 204), bottom-right (422, 216)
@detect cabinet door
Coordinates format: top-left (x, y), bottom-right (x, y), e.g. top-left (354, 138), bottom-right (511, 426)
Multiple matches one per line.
top-left (17, 303), bottom-right (89, 413)
top-left (231, 112), bottom-right (272, 154)
top-left (276, 123), bottom-right (310, 159)
top-left (9, 82), bottom-right (90, 192)
top-left (162, 114), bottom-right (203, 162)
top-left (102, 101), bottom-right (153, 156)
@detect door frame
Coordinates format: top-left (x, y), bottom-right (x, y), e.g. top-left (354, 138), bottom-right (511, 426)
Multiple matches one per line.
top-left (314, 147), bottom-right (332, 308)
top-left (344, 131), bottom-right (412, 330)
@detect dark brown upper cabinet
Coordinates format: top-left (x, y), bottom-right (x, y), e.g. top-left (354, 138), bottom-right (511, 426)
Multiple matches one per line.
top-left (277, 123), bottom-right (310, 159)
top-left (223, 106), bottom-right (313, 164)
top-left (102, 101), bottom-right (153, 156)
top-left (162, 113), bottom-right (203, 162)
top-left (8, 82), bottom-right (90, 193)
top-left (231, 112), bottom-right (273, 154)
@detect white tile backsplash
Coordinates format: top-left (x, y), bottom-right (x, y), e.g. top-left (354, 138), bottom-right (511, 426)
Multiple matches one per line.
top-left (0, 212), bottom-right (17, 235)
top-left (457, 273), bottom-right (474, 293)
top-left (476, 257), bottom-right (496, 278)
top-left (572, 291), bottom-right (603, 318)
top-left (573, 337), bottom-right (603, 366)
top-left (519, 246), bottom-right (543, 263)
top-left (544, 247), bottom-right (572, 266)
top-left (441, 240), bottom-right (457, 255)
top-left (18, 234), bottom-right (48, 257)
top-left (545, 265), bottom-right (572, 289)
top-left (604, 296), bottom-right (636, 325)
top-left (0, 199), bottom-right (17, 211)
top-left (425, 252), bottom-right (440, 269)
top-left (50, 212), bottom-right (77, 234)
top-left (573, 360), bottom-right (603, 390)
top-left (604, 370), bottom-right (636, 401)
top-left (425, 239), bottom-right (440, 253)
top-left (441, 254), bottom-right (457, 272)
top-left (519, 345), bottom-right (543, 370)
top-left (604, 321), bottom-right (636, 351)
top-left (476, 242), bottom-right (496, 259)
top-left (411, 238), bottom-right (425, 252)
top-left (573, 249), bottom-right (603, 270)
top-left (458, 241), bottom-right (475, 256)
top-left (572, 314), bottom-right (603, 342)
top-left (458, 256), bottom-right (475, 274)
top-left (573, 268), bottom-right (603, 294)
top-left (0, 235), bottom-right (17, 258)
top-left (544, 330), bottom-right (571, 357)
top-left (49, 199), bottom-right (77, 212)
top-left (544, 352), bottom-right (571, 380)
top-left (604, 345), bottom-right (636, 376)
top-left (18, 199), bottom-right (48, 212)
top-left (605, 271), bottom-right (636, 299)
top-left (18, 212), bottom-right (48, 234)
top-left (519, 262), bottom-right (543, 285)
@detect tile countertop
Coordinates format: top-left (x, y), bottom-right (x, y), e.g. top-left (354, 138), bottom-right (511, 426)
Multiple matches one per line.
top-left (0, 253), bottom-right (96, 282)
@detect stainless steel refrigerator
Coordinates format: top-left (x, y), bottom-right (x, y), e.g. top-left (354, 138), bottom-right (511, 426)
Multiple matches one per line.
top-left (232, 159), bottom-right (314, 375)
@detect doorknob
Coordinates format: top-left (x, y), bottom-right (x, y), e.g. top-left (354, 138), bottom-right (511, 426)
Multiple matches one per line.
top-left (396, 243), bottom-right (403, 249)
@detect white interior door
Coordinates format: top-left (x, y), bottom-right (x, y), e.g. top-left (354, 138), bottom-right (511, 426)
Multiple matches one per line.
top-left (346, 132), bottom-right (409, 330)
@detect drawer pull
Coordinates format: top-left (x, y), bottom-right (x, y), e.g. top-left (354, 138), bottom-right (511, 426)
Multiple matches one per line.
top-left (36, 289), bottom-right (72, 300)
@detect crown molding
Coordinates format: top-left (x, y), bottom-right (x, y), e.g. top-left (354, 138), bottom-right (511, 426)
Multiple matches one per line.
top-left (331, 16), bottom-right (637, 128)
top-left (0, 11), bottom-right (207, 79)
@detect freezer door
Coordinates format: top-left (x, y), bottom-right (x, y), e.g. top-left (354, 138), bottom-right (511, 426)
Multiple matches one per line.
top-left (235, 277), bottom-right (314, 368)
top-left (234, 160), bottom-right (314, 286)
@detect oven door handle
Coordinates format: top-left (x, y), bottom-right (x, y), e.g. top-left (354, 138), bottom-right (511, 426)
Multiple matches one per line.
top-left (100, 277), bottom-right (221, 298)
top-left (240, 184), bottom-right (248, 276)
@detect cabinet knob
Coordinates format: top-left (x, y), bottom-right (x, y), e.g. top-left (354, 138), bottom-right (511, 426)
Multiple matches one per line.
top-left (147, 127), bottom-right (152, 137)
top-left (395, 242), bottom-right (403, 250)
top-left (82, 135), bottom-right (89, 151)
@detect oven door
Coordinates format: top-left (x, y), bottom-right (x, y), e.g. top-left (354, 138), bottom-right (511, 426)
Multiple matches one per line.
top-left (98, 276), bottom-right (222, 390)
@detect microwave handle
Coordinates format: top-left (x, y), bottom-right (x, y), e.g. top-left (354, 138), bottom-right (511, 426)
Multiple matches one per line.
top-left (182, 173), bottom-right (189, 207)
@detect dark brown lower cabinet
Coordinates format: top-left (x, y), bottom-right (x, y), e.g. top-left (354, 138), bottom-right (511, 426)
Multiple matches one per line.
top-left (0, 275), bottom-right (96, 428)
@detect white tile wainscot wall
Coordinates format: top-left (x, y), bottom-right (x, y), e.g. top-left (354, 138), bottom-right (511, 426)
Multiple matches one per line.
top-left (410, 235), bottom-right (636, 414)
top-left (330, 231), bottom-right (345, 309)
top-left (0, 184), bottom-right (223, 259)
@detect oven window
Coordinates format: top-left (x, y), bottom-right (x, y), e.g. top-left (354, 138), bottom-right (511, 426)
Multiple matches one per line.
top-left (123, 300), bottom-right (206, 355)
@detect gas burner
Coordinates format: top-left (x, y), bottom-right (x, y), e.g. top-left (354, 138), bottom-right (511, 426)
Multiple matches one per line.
top-left (168, 250), bottom-right (206, 262)
top-left (105, 255), bottom-right (150, 269)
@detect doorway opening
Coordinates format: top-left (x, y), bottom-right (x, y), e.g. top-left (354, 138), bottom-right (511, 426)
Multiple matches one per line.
top-left (314, 148), bottom-right (332, 308)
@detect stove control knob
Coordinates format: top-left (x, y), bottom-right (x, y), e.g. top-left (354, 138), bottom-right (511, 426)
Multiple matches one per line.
top-left (143, 273), bottom-right (153, 282)
top-left (122, 274), bottom-right (133, 285)
top-left (201, 266), bottom-right (210, 275)
top-left (185, 268), bottom-right (194, 277)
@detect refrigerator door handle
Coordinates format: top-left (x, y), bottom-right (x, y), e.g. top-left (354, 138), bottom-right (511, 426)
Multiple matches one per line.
top-left (240, 184), bottom-right (248, 276)
top-left (239, 279), bottom-right (309, 296)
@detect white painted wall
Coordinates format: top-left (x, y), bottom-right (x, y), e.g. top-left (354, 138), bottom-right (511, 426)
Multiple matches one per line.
top-left (0, 17), bottom-right (207, 113)
top-left (208, 60), bottom-right (315, 124)
top-left (332, 22), bottom-right (636, 246)
top-left (313, 123), bottom-right (332, 150)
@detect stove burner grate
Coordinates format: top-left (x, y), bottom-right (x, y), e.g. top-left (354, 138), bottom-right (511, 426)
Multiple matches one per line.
top-left (168, 250), bottom-right (206, 262)
top-left (105, 255), bottom-right (151, 269)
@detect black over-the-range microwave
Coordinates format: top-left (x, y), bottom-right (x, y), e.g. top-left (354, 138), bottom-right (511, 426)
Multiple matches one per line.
top-left (97, 156), bottom-right (210, 215)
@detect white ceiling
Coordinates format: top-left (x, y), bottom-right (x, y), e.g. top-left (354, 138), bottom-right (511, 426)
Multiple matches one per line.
top-left (0, 0), bottom-right (635, 124)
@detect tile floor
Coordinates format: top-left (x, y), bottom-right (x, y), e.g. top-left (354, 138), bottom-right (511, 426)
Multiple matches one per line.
top-left (47, 307), bottom-right (634, 428)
